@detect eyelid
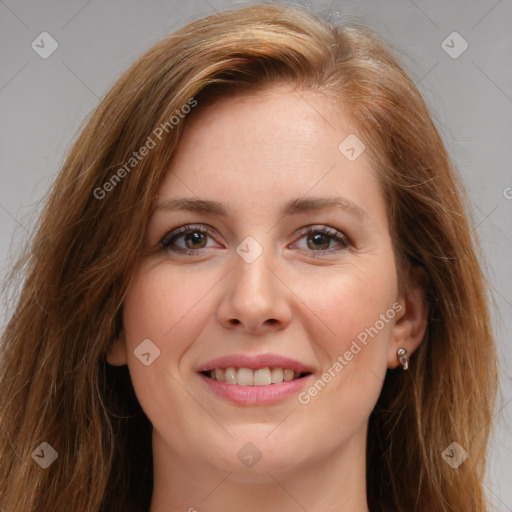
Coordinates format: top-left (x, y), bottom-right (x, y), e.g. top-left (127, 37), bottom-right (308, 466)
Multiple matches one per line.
top-left (296, 224), bottom-right (347, 239)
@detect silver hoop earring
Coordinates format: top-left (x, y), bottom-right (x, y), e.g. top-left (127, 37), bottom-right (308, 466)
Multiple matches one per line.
top-left (397, 348), bottom-right (409, 370)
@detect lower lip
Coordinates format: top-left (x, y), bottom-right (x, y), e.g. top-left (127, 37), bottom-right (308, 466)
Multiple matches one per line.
top-left (198, 373), bottom-right (312, 405)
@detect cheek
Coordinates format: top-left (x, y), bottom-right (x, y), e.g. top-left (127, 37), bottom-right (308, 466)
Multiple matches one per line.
top-left (120, 264), bottom-right (222, 442)
top-left (120, 265), bottom-right (216, 410)
top-left (292, 258), bottom-right (398, 356)
top-left (292, 257), bottom-right (398, 421)
top-left (122, 263), bottom-right (218, 353)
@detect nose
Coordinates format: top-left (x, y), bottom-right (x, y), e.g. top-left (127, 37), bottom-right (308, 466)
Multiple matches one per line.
top-left (216, 248), bottom-right (293, 334)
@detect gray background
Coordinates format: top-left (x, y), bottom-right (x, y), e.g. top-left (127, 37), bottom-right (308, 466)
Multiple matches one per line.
top-left (0, 0), bottom-right (511, 509)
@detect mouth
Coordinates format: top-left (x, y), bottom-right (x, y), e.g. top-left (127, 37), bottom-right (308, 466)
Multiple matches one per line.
top-left (200, 367), bottom-right (312, 386)
top-left (196, 353), bottom-right (314, 405)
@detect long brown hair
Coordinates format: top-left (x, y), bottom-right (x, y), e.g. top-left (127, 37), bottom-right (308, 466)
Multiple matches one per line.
top-left (0, 5), bottom-right (497, 511)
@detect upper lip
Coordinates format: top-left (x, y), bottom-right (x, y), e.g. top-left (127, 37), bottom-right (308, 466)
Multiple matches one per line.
top-left (197, 353), bottom-right (314, 374)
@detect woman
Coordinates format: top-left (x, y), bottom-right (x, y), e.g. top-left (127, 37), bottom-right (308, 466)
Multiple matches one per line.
top-left (0, 4), bottom-right (498, 511)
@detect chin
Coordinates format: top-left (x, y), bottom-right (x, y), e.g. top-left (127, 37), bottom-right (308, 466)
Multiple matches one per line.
top-left (204, 432), bottom-right (309, 478)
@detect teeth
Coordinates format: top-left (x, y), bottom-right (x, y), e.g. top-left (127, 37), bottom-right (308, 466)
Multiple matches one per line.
top-left (283, 369), bottom-right (294, 382)
top-left (206, 367), bottom-right (302, 386)
top-left (270, 367), bottom-right (283, 383)
top-left (225, 367), bottom-right (237, 384)
top-left (254, 368), bottom-right (271, 386)
top-left (237, 368), bottom-right (253, 386)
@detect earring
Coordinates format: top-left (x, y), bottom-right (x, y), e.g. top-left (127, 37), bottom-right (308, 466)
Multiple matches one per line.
top-left (397, 348), bottom-right (409, 370)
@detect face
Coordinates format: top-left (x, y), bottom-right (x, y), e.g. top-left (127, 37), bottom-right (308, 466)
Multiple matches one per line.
top-left (109, 85), bottom-right (422, 481)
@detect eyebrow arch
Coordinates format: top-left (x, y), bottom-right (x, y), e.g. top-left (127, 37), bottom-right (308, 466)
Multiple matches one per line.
top-left (152, 196), bottom-right (366, 218)
top-left (283, 196), bottom-right (366, 218)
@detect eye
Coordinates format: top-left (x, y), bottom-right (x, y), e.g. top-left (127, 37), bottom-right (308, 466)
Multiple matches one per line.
top-left (292, 225), bottom-right (350, 254)
top-left (159, 224), bottom-right (350, 256)
top-left (160, 224), bottom-right (220, 254)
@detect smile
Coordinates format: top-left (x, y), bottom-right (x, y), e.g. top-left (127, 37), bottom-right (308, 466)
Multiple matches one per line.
top-left (201, 367), bottom-right (308, 386)
top-left (197, 353), bottom-right (314, 405)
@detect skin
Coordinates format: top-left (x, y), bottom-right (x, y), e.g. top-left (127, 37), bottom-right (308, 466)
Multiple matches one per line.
top-left (108, 85), bottom-right (427, 512)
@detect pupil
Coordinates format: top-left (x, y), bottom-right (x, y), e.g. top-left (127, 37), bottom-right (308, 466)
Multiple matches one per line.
top-left (186, 232), bottom-right (205, 248)
top-left (309, 232), bottom-right (329, 250)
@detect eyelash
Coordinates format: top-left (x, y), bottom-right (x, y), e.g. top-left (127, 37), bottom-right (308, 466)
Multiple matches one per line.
top-left (160, 224), bottom-right (351, 257)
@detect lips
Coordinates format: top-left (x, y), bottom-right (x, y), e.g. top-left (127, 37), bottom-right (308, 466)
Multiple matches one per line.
top-left (196, 353), bottom-right (314, 404)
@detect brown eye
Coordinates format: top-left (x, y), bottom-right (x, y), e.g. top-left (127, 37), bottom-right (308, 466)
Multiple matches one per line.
top-left (161, 225), bottom-right (217, 254)
top-left (183, 231), bottom-right (207, 249)
top-left (306, 232), bottom-right (332, 250)
top-left (293, 225), bottom-right (350, 254)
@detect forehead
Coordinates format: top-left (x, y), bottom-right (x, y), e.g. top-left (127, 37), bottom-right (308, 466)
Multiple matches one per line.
top-left (157, 85), bottom-right (387, 229)
top-left (179, 84), bottom-right (343, 158)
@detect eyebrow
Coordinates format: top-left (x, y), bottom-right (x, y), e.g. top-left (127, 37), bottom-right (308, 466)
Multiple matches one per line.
top-left (152, 196), bottom-right (366, 218)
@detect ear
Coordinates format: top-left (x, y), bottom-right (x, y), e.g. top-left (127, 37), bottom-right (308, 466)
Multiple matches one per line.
top-left (106, 327), bottom-right (128, 366)
top-left (388, 266), bottom-right (429, 369)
